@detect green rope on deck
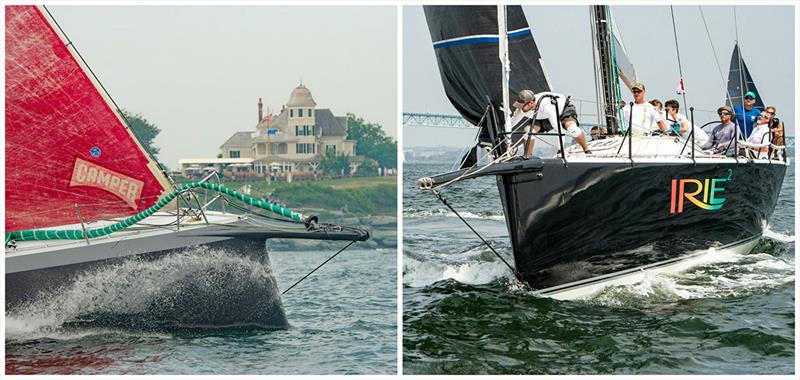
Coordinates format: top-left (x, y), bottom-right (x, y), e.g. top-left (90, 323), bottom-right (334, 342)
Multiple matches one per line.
top-left (5, 182), bottom-right (306, 245)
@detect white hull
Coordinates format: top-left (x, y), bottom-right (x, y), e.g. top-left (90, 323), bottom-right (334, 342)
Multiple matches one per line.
top-left (6, 210), bottom-right (243, 274)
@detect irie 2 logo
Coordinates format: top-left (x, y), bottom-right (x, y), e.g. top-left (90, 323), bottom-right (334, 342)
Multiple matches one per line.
top-left (669, 169), bottom-right (733, 214)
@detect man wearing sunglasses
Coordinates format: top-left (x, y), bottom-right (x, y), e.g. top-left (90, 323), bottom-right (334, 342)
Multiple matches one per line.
top-left (701, 106), bottom-right (737, 155)
top-left (732, 91), bottom-right (762, 137)
top-left (621, 82), bottom-right (667, 135)
top-left (512, 90), bottom-right (591, 156)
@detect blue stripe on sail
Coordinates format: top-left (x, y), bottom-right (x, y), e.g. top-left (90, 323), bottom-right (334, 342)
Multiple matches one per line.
top-left (433, 28), bottom-right (532, 49)
top-left (434, 36), bottom-right (499, 49)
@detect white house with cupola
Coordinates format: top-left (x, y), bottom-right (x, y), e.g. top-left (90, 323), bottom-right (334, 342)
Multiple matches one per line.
top-left (216, 83), bottom-right (359, 179)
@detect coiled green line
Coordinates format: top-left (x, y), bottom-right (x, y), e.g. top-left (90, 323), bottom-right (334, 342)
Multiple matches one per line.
top-left (5, 182), bottom-right (306, 244)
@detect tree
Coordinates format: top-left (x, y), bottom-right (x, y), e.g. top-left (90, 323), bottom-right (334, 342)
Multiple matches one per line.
top-left (346, 114), bottom-right (397, 169)
top-left (355, 158), bottom-right (378, 177)
top-left (372, 141), bottom-right (397, 170)
top-left (122, 110), bottom-right (161, 159)
top-left (320, 151), bottom-right (350, 176)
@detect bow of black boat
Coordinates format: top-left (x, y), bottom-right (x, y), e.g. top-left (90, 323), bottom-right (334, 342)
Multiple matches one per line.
top-left (418, 156), bottom-right (544, 189)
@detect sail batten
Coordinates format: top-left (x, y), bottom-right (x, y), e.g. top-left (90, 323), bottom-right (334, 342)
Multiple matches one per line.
top-left (432, 28), bottom-right (532, 49)
top-left (6, 5), bottom-right (169, 232)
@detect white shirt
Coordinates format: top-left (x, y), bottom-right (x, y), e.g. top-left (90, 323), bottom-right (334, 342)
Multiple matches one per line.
top-left (622, 102), bottom-right (664, 134)
top-left (531, 92), bottom-right (568, 131)
top-left (509, 108), bottom-right (535, 133)
top-left (747, 123), bottom-right (771, 146)
top-left (509, 91), bottom-right (568, 133)
top-left (666, 112), bottom-right (709, 144)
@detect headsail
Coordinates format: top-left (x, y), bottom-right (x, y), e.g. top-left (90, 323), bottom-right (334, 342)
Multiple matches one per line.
top-left (5, 6), bottom-right (171, 232)
top-left (725, 43), bottom-right (764, 108)
top-left (609, 10), bottom-right (637, 91)
top-left (424, 5), bottom-right (550, 148)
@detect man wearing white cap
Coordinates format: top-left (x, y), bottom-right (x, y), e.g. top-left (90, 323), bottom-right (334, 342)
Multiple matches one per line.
top-left (511, 89), bottom-right (590, 156)
top-left (621, 82), bottom-right (668, 135)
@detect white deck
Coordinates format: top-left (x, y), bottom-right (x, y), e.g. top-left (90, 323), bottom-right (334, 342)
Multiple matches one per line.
top-left (6, 210), bottom-right (242, 258)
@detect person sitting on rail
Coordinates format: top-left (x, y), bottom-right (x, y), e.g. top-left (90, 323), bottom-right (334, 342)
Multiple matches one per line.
top-left (765, 105), bottom-right (785, 159)
top-left (702, 106), bottom-right (737, 156)
top-left (621, 83), bottom-right (668, 135)
top-left (511, 89), bottom-right (591, 156)
top-left (664, 99), bottom-right (709, 145)
top-left (745, 111), bottom-right (772, 159)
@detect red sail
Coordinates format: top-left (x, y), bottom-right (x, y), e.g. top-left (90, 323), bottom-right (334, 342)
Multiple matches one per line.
top-left (5, 6), bottom-right (170, 232)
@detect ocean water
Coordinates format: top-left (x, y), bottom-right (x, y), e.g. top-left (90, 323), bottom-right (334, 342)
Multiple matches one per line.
top-left (403, 162), bottom-right (795, 375)
top-left (5, 247), bottom-right (397, 374)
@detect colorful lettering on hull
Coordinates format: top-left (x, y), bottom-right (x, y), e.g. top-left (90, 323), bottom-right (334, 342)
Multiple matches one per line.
top-left (670, 172), bottom-right (731, 214)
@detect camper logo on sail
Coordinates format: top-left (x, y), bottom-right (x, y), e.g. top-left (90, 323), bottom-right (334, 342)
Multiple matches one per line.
top-left (669, 171), bottom-right (732, 214)
top-left (70, 158), bottom-right (144, 209)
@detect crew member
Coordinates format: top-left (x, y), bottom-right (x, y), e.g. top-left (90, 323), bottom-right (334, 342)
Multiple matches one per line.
top-left (621, 83), bottom-right (668, 135)
top-left (702, 106), bottom-right (737, 156)
top-left (732, 91), bottom-right (762, 137)
top-left (512, 90), bottom-right (591, 156)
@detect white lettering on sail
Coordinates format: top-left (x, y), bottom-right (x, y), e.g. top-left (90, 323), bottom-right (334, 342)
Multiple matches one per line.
top-left (69, 158), bottom-right (144, 209)
top-left (75, 163), bottom-right (88, 182)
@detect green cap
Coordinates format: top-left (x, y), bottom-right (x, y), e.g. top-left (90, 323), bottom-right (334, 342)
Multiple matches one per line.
top-left (744, 91), bottom-right (756, 99)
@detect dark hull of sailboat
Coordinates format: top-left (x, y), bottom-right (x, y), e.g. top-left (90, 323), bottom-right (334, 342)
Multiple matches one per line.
top-left (496, 159), bottom-right (787, 290)
top-left (6, 222), bottom-right (369, 330)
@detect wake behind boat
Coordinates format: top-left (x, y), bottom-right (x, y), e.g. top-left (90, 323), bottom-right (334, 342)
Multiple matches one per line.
top-left (417, 5), bottom-right (788, 299)
top-left (5, 5), bottom-right (367, 329)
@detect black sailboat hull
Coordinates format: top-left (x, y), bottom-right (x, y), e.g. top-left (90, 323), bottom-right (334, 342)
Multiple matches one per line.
top-left (496, 159), bottom-right (787, 289)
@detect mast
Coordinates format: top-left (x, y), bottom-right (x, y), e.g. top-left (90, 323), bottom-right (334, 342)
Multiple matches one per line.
top-left (498, 5), bottom-right (512, 149)
top-left (590, 5), bottom-right (621, 135)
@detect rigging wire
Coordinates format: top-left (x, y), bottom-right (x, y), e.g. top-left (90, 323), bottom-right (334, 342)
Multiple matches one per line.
top-left (41, 6), bottom-right (173, 184)
top-left (697, 6), bottom-right (735, 108)
top-left (281, 240), bottom-right (358, 295)
top-left (669, 6), bottom-right (689, 109)
top-left (432, 99), bottom-right (562, 190)
top-left (433, 190), bottom-right (520, 278)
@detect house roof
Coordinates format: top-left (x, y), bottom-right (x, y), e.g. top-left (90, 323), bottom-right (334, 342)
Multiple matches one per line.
top-left (315, 108), bottom-right (347, 136)
top-left (286, 84), bottom-right (316, 107)
top-left (220, 131), bottom-right (254, 149)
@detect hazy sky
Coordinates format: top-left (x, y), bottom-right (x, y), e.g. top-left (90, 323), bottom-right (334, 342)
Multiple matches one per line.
top-left (48, 6), bottom-right (397, 169)
top-left (404, 5), bottom-right (795, 148)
